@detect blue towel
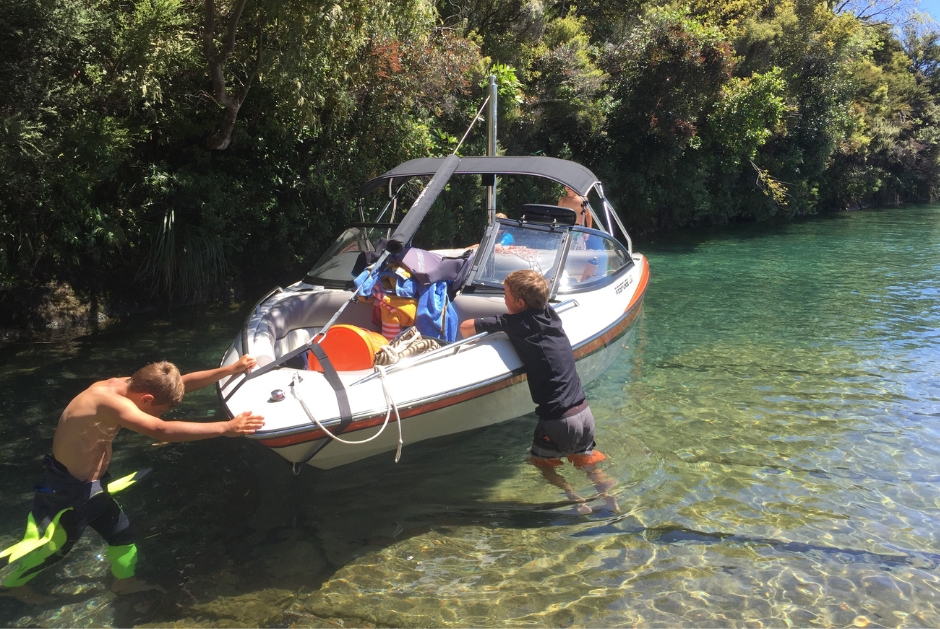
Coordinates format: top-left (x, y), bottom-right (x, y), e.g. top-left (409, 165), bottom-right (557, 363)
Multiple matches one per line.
top-left (353, 268), bottom-right (378, 298)
top-left (355, 263), bottom-right (418, 300)
top-left (415, 281), bottom-right (458, 342)
top-left (381, 270), bottom-right (418, 299)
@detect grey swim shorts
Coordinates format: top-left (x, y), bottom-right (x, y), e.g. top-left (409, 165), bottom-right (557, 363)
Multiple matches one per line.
top-left (530, 403), bottom-right (596, 459)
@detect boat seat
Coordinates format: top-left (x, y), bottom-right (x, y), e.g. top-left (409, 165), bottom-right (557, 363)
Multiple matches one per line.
top-left (248, 292), bottom-right (378, 366)
top-left (274, 327), bottom-right (317, 358)
top-left (451, 293), bottom-right (508, 322)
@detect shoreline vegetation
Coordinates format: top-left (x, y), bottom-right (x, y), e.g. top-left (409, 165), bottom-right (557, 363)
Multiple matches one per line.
top-left (2, 0), bottom-right (939, 332)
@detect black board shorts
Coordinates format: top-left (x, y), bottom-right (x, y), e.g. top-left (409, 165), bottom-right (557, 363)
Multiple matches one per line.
top-left (33, 454), bottom-right (135, 547)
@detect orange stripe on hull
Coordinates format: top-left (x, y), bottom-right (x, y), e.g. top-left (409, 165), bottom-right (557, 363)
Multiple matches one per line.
top-left (260, 374), bottom-right (528, 448)
top-left (573, 256), bottom-right (648, 361)
top-left (626, 256), bottom-right (650, 313)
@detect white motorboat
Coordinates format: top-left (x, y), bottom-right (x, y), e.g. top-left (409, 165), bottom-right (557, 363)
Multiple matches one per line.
top-left (217, 88), bottom-right (649, 472)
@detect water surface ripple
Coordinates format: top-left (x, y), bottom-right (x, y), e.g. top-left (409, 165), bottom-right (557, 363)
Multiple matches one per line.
top-left (1, 206), bottom-right (939, 627)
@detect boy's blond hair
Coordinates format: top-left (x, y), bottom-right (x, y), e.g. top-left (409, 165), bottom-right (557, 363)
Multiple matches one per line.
top-left (128, 361), bottom-right (185, 406)
top-left (504, 270), bottom-right (549, 310)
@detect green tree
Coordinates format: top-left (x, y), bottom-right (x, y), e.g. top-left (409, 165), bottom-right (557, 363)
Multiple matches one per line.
top-left (599, 7), bottom-right (735, 228)
top-left (514, 11), bottom-right (607, 157)
top-left (799, 17), bottom-right (940, 208)
top-left (0, 0), bottom-right (197, 299)
top-left (436, 0), bottom-right (547, 65)
top-left (736, 0), bottom-right (864, 213)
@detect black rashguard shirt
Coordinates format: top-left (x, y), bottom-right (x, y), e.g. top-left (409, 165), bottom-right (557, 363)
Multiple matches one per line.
top-left (475, 307), bottom-right (585, 420)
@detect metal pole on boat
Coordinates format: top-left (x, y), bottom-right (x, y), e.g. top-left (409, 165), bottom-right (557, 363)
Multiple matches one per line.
top-left (486, 74), bottom-right (497, 222)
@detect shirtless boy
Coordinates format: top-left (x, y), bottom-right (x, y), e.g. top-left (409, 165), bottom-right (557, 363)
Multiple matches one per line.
top-left (0, 356), bottom-right (263, 603)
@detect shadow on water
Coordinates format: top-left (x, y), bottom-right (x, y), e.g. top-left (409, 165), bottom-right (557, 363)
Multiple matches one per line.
top-left (637, 203), bottom-right (936, 261)
top-left (636, 209), bottom-right (860, 254)
top-left (575, 518), bottom-right (940, 572)
top-left (0, 307), bottom-right (595, 627)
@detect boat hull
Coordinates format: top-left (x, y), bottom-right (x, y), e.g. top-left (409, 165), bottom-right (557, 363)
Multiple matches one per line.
top-left (266, 311), bottom-right (638, 469)
top-left (219, 255), bottom-right (649, 470)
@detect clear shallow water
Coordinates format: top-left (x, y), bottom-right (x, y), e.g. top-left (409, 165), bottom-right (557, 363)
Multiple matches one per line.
top-left (2, 206), bottom-right (940, 627)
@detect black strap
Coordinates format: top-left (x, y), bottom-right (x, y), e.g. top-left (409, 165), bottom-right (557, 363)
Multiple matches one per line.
top-left (308, 341), bottom-right (353, 431)
top-left (291, 341), bottom-right (353, 474)
top-left (293, 439), bottom-right (332, 475)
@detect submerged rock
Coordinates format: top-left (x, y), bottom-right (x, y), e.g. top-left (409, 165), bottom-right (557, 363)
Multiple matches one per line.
top-left (251, 539), bottom-right (327, 579)
top-left (191, 588), bottom-right (296, 627)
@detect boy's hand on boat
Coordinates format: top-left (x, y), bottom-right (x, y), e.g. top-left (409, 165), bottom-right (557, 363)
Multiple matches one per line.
top-left (232, 354), bottom-right (257, 374)
top-left (227, 411), bottom-right (264, 435)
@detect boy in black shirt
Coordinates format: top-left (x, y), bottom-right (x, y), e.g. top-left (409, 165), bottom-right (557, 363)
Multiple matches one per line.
top-left (459, 270), bottom-right (617, 513)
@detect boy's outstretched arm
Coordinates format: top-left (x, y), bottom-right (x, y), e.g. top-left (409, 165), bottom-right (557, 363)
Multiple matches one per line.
top-left (113, 395), bottom-right (264, 442)
top-left (182, 354), bottom-right (256, 393)
top-left (459, 319), bottom-right (477, 340)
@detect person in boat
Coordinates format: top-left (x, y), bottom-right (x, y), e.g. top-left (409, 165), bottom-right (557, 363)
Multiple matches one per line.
top-left (467, 213), bottom-right (513, 252)
top-left (458, 270), bottom-right (617, 514)
top-left (557, 186), bottom-right (592, 229)
top-left (0, 356), bottom-right (264, 604)
top-left (557, 186), bottom-right (604, 255)
top-left (495, 212), bottom-right (515, 248)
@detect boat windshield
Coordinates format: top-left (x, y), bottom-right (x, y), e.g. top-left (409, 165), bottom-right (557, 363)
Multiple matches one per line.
top-left (466, 221), bottom-right (633, 295)
top-left (468, 221), bottom-right (568, 289)
top-left (304, 227), bottom-right (376, 288)
top-left (556, 228), bottom-right (633, 294)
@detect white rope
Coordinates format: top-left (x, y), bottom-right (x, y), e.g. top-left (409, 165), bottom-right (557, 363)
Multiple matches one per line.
top-left (377, 365), bottom-right (404, 462)
top-left (454, 95), bottom-right (490, 154)
top-left (289, 370), bottom-right (404, 462)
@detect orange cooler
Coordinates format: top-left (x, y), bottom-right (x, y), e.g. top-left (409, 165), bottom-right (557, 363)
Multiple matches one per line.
top-left (306, 324), bottom-right (389, 372)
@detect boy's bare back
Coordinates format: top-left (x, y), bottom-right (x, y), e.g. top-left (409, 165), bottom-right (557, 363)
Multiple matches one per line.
top-left (51, 378), bottom-right (134, 482)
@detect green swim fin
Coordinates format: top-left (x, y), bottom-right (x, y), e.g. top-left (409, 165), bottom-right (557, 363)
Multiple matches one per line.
top-left (0, 509), bottom-right (71, 564)
top-left (107, 468), bottom-right (151, 494)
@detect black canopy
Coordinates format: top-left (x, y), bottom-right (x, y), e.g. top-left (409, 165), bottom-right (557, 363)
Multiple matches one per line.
top-left (358, 156), bottom-right (601, 199)
top-left (386, 154), bottom-right (460, 252)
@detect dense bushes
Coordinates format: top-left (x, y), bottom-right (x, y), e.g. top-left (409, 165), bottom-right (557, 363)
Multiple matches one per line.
top-left (1, 0), bottom-right (939, 316)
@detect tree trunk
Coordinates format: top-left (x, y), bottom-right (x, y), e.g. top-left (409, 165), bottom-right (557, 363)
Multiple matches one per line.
top-left (206, 99), bottom-right (241, 150)
top-left (202, 0), bottom-right (259, 151)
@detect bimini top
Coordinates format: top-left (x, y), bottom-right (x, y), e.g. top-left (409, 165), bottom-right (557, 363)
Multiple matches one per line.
top-left (358, 156), bottom-right (601, 199)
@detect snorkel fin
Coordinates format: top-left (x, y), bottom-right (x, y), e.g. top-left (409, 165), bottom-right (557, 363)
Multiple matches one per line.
top-left (106, 468), bottom-right (151, 494)
top-left (0, 509), bottom-right (70, 565)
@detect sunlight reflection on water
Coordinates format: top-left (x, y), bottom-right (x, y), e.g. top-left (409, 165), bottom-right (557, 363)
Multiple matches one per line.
top-left (1, 207), bottom-right (940, 627)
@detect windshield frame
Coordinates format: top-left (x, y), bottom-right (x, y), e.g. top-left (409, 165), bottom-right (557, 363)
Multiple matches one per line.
top-left (462, 218), bottom-right (573, 298)
top-left (555, 226), bottom-right (634, 294)
top-left (303, 226), bottom-right (378, 289)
